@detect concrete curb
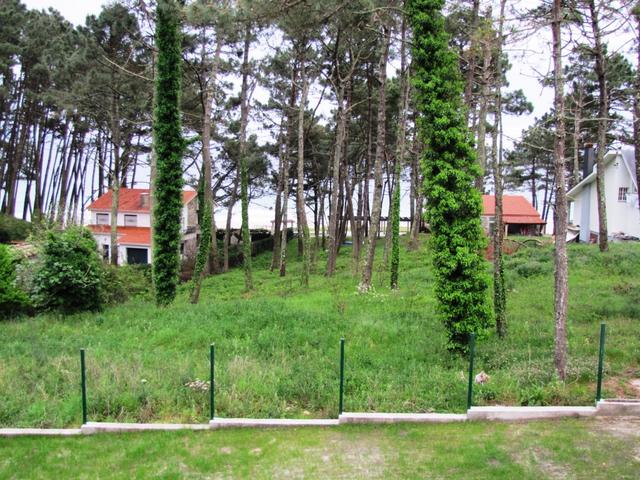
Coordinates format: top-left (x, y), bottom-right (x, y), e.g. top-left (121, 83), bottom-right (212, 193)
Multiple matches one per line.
top-left (596, 399), bottom-right (640, 416)
top-left (80, 422), bottom-right (210, 434)
top-left (0, 428), bottom-right (82, 437)
top-left (211, 418), bottom-right (339, 428)
top-left (467, 406), bottom-right (596, 421)
top-left (4, 400), bottom-right (640, 436)
top-left (339, 412), bottom-right (467, 424)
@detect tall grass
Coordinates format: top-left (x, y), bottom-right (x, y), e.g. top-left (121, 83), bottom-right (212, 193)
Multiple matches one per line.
top-left (1, 236), bottom-right (639, 427)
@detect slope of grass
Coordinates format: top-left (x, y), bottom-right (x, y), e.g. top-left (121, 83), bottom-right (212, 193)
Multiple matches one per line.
top-left (1, 418), bottom-right (639, 479)
top-left (1, 236), bottom-right (639, 427)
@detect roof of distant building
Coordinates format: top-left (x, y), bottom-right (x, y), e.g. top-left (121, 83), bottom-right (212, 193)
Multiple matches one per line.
top-left (482, 195), bottom-right (546, 225)
top-left (87, 188), bottom-right (197, 212)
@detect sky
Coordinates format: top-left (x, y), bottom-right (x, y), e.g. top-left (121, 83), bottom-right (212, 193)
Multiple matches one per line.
top-left (19, 0), bottom-right (634, 231)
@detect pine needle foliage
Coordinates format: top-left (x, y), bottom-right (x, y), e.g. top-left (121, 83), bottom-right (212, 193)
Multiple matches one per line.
top-left (407, 0), bottom-right (492, 350)
top-left (152, 0), bottom-right (184, 306)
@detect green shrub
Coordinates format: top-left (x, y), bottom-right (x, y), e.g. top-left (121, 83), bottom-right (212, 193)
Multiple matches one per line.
top-left (103, 264), bottom-right (153, 305)
top-left (0, 244), bottom-right (29, 317)
top-left (0, 215), bottom-right (32, 243)
top-left (32, 227), bottom-right (105, 313)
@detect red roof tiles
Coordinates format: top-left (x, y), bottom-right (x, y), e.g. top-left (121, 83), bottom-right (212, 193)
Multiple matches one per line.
top-left (482, 195), bottom-right (546, 225)
top-left (87, 188), bottom-right (197, 212)
top-left (88, 225), bottom-right (151, 246)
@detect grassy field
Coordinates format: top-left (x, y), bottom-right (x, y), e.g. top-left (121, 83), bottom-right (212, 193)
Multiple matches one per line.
top-left (1, 236), bottom-right (639, 427)
top-left (1, 418), bottom-right (639, 478)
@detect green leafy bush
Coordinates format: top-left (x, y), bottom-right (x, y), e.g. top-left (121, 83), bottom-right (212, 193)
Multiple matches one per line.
top-left (32, 227), bottom-right (105, 313)
top-left (0, 244), bottom-right (29, 317)
top-left (0, 214), bottom-right (32, 243)
top-left (103, 264), bottom-right (153, 305)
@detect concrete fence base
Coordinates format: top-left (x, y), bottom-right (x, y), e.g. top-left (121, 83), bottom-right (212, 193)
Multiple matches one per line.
top-left (467, 406), bottom-right (596, 421)
top-left (3, 399), bottom-right (640, 437)
top-left (339, 412), bottom-right (466, 424)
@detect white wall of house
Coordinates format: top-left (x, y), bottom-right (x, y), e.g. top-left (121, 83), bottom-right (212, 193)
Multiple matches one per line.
top-left (90, 206), bottom-right (191, 231)
top-left (570, 154), bottom-right (640, 238)
top-left (92, 233), bottom-right (153, 265)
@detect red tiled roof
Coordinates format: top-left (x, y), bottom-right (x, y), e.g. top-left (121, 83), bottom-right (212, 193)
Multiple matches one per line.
top-left (87, 188), bottom-right (197, 212)
top-left (482, 195), bottom-right (546, 225)
top-left (87, 225), bottom-right (151, 246)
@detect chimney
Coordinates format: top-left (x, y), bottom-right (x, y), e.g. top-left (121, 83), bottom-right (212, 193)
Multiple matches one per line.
top-left (140, 192), bottom-right (150, 209)
top-left (583, 143), bottom-right (595, 179)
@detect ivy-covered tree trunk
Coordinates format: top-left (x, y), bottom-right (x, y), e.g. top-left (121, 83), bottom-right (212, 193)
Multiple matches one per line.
top-left (408, 0), bottom-right (491, 349)
top-left (152, 0), bottom-right (184, 306)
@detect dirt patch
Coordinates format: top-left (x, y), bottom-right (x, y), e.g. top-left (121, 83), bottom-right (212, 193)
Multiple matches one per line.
top-left (513, 447), bottom-right (572, 480)
top-left (594, 416), bottom-right (640, 439)
top-left (630, 379), bottom-right (640, 396)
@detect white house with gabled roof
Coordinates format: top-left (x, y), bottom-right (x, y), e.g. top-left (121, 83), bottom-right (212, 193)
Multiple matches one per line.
top-left (568, 149), bottom-right (640, 241)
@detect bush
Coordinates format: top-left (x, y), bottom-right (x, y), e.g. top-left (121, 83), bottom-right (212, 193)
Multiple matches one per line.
top-left (32, 227), bottom-right (105, 313)
top-left (103, 264), bottom-right (153, 305)
top-left (0, 214), bottom-right (32, 243)
top-left (0, 244), bottom-right (29, 318)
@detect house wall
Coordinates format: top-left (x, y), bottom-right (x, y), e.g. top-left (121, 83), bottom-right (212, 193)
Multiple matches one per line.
top-left (90, 211), bottom-right (151, 228)
top-left (571, 154), bottom-right (640, 238)
top-left (92, 233), bottom-right (153, 265)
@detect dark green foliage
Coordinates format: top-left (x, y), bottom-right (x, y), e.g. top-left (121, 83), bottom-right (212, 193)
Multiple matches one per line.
top-left (152, 0), bottom-right (184, 306)
top-left (32, 227), bottom-right (104, 313)
top-left (390, 167), bottom-right (401, 289)
top-left (0, 244), bottom-right (29, 317)
top-left (190, 196), bottom-right (212, 300)
top-left (0, 215), bottom-right (32, 243)
top-left (408, 0), bottom-right (491, 349)
top-left (102, 264), bottom-right (153, 305)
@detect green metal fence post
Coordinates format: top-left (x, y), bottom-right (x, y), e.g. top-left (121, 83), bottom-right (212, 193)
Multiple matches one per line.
top-left (596, 323), bottom-right (606, 402)
top-left (210, 343), bottom-right (215, 420)
top-left (339, 338), bottom-right (345, 415)
top-left (80, 348), bottom-right (87, 425)
top-left (466, 334), bottom-right (476, 410)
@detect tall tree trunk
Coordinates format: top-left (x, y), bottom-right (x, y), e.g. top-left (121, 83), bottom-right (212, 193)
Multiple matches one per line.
top-left (552, 0), bottom-right (569, 381)
top-left (326, 86), bottom-right (347, 276)
top-left (493, 0), bottom-right (507, 338)
top-left (359, 27), bottom-right (391, 292)
top-left (296, 54), bottom-right (311, 286)
top-left (391, 15), bottom-right (409, 290)
top-left (271, 118), bottom-right (286, 271)
top-left (239, 26), bottom-right (253, 291)
top-left (110, 96), bottom-right (121, 266)
top-left (634, 6), bottom-right (640, 212)
top-left (587, 0), bottom-right (609, 252)
top-left (474, 25), bottom-right (492, 192)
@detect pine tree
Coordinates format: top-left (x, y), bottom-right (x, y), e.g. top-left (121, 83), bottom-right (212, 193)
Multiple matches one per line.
top-left (152, 0), bottom-right (184, 306)
top-left (408, 0), bottom-right (491, 349)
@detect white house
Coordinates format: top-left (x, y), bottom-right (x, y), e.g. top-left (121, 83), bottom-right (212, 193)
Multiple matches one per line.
top-left (86, 188), bottom-right (199, 264)
top-left (568, 149), bottom-right (640, 241)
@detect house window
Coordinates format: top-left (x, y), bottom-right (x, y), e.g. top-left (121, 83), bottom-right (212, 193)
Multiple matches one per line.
top-left (96, 213), bottom-right (109, 225)
top-left (618, 187), bottom-right (629, 202)
top-left (124, 214), bottom-right (137, 227)
top-left (102, 244), bottom-right (109, 261)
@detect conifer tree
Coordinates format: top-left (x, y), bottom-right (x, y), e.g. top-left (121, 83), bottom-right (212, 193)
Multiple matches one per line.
top-left (408, 0), bottom-right (491, 349)
top-left (152, 0), bottom-right (184, 306)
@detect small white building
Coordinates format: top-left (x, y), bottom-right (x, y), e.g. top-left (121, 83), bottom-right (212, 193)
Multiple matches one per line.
top-left (568, 149), bottom-right (640, 241)
top-left (86, 188), bottom-right (199, 264)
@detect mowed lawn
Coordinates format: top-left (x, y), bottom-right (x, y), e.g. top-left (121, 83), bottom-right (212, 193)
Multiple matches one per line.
top-left (1, 236), bottom-right (639, 427)
top-left (2, 418), bottom-right (639, 479)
